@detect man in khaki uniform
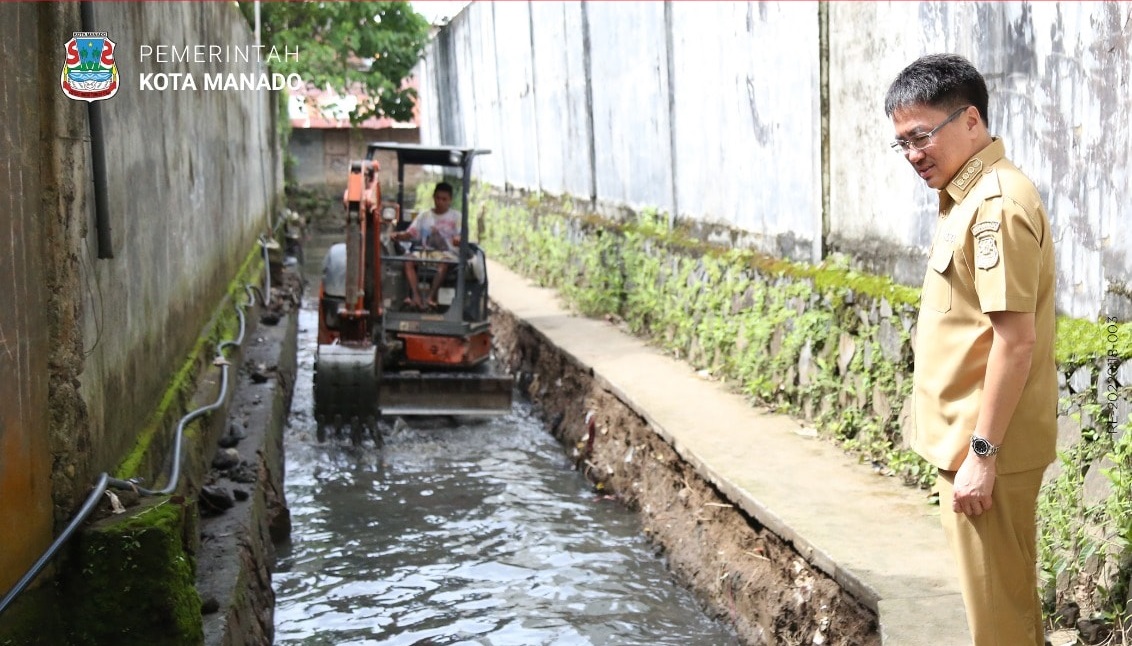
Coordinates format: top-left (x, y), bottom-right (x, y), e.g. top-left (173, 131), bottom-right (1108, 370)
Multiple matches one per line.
top-left (885, 54), bottom-right (1057, 645)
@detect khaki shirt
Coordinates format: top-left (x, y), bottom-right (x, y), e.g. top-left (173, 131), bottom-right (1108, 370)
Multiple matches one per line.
top-left (911, 138), bottom-right (1058, 474)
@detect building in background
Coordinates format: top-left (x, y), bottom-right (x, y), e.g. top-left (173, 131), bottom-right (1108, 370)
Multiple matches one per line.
top-left (287, 83), bottom-right (420, 193)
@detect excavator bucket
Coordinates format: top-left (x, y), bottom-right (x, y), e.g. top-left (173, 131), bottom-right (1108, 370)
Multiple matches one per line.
top-left (379, 361), bottom-right (513, 417)
top-left (314, 344), bottom-right (379, 427)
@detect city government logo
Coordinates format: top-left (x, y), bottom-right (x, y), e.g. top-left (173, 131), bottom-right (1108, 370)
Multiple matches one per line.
top-left (61, 32), bottom-right (120, 102)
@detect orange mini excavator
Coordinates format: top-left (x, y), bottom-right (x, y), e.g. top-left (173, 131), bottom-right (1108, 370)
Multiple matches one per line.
top-left (313, 144), bottom-right (513, 443)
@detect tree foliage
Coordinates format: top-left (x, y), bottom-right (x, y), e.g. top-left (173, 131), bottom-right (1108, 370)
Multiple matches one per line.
top-left (239, 1), bottom-right (430, 123)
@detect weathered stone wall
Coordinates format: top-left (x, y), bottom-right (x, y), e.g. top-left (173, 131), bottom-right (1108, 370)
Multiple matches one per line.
top-left (828, 2), bottom-right (1132, 320)
top-left (197, 298), bottom-right (296, 646)
top-left (0, 0), bottom-right (280, 611)
top-left (77, 2), bottom-right (281, 495)
top-left (287, 126), bottom-right (425, 232)
top-left (418, 1), bottom-right (822, 261)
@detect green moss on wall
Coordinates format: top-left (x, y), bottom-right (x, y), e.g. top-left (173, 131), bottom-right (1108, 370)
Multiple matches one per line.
top-left (0, 585), bottom-right (67, 645)
top-left (472, 187), bottom-right (925, 473)
top-left (1056, 315), bottom-right (1132, 365)
top-left (115, 247), bottom-right (263, 483)
top-left (64, 498), bottom-right (202, 646)
top-left (51, 243), bottom-right (264, 645)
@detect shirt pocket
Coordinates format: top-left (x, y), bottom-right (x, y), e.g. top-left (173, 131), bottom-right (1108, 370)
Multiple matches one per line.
top-left (922, 245), bottom-right (954, 313)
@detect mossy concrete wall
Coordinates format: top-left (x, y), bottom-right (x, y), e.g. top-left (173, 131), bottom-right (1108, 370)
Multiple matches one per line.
top-left (66, 498), bottom-right (203, 646)
top-left (470, 188), bottom-right (1132, 629)
top-left (73, 2), bottom-right (281, 508)
top-left (0, 0), bottom-right (281, 628)
top-left (0, 253), bottom-right (278, 645)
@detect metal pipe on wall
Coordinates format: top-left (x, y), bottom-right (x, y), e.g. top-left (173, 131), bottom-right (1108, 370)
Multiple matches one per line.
top-left (80, 1), bottom-right (114, 259)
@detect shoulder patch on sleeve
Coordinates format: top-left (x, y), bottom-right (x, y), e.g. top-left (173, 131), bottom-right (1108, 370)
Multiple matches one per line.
top-left (971, 220), bottom-right (1001, 236)
top-left (975, 235), bottom-right (999, 269)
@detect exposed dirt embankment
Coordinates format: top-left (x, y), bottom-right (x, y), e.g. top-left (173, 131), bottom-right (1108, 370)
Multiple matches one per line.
top-left (491, 306), bottom-right (879, 646)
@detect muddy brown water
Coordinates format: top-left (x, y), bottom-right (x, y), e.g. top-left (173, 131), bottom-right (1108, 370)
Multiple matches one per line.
top-left (272, 238), bottom-right (739, 645)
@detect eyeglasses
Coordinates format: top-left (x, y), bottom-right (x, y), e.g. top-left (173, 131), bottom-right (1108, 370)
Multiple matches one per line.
top-left (889, 106), bottom-right (970, 154)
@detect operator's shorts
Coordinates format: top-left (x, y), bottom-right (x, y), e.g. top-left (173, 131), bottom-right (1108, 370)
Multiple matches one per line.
top-left (408, 248), bottom-right (485, 283)
top-left (412, 249), bottom-right (457, 261)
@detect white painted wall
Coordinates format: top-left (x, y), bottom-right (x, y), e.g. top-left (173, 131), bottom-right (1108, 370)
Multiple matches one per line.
top-left (417, 0), bottom-right (1132, 318)
top-left (830, 1), bottom-right (1131, 318)
top-left (529, 1), bottom-right (592, 199)
top-left (669, 1), bottom-right (820, 257)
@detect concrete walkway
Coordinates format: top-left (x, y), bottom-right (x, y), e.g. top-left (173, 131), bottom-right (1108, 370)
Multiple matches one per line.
top-left (486, 260), bottom-right (972, 646)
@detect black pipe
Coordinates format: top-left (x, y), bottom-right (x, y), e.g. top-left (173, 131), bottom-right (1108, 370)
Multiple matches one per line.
top-left (396, 157), bottom-right (408, 231)
top-left (0, 473), bottom-right (110, 617)
top-left (81, 1), bottom-right (113, 259)
top-left (454, 158), bottom-right (471, 314)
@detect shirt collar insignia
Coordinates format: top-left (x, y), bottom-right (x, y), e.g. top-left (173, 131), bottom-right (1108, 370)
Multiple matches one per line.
top-left (945, 138), bottom-right (1006, 202)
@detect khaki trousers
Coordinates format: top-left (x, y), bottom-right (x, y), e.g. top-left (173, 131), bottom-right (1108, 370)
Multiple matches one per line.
top-left (937, 467), bottom-right (1046, 646)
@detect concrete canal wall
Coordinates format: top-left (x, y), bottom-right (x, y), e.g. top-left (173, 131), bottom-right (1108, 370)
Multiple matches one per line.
top-left (0, 2), bottom-right (282, 640)
top-left (416, 1), bottom-right (1132, 320)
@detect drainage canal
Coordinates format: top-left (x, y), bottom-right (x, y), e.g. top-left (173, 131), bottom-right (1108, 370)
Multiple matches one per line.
top-left (273, 240), bottom-right (739, 645)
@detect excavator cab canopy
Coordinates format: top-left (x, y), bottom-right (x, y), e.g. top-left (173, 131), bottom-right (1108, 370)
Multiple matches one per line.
top-left (366, 143), bottom-right (490, 168)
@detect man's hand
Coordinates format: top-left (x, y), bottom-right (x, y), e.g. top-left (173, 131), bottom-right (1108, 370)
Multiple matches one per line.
top-left (953, 454), bottom-right (996, 516)
top-left (951, 309), bottom-right (1035, 517)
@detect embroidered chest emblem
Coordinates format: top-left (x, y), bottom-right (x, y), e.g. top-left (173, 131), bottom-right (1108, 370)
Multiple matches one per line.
top-left (975, 235), bottom-right (999, 269)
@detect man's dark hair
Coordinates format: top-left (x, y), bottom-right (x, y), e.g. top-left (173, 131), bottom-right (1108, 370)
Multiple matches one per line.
top-left (434, 181), bottom-right (454, 197)
top-left (884, 54), bottom-right (989, 125)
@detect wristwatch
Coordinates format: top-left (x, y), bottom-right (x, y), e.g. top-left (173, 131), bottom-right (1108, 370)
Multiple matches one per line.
top-left (970, 434), bottom-right (1000, 457)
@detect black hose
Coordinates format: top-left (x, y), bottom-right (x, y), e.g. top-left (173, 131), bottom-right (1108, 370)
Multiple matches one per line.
top-left (0, 473), bottom-right (110, 616)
